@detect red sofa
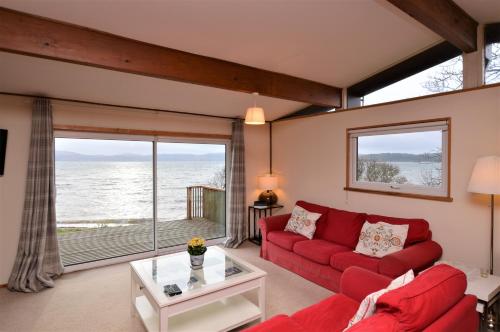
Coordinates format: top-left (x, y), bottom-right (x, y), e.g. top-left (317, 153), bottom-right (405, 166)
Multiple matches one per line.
top-left (259, 200), bottom-right (443, 292)
top-left (245, 265), bottom-right (478, 332)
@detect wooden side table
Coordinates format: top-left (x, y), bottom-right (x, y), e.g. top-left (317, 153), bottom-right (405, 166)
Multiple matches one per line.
top-left (248, 204), bottom-right (283, 245)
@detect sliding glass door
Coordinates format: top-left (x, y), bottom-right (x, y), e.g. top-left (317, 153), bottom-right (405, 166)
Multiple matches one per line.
top-left (55, 136), bottom-right (227, 266)
top-left (157, 142), bottom-right (227, 249)
top-left (55, 138), bottom-right (154, 266)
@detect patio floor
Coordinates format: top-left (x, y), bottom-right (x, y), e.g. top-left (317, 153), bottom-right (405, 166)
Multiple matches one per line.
top-left (57, 218), bottom-right (225, 266)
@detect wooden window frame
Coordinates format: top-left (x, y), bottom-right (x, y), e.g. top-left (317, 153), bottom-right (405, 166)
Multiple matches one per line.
top-left (53, 124), bottom-right (232, 141)
top-left (344, 118), bottom-right (452, 202)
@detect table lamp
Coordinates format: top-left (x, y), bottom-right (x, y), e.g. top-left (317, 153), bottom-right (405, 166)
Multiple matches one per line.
top-left (468, 156), bottom-right (500, 275)
top-left (258, 174), bottom-right (278, 205)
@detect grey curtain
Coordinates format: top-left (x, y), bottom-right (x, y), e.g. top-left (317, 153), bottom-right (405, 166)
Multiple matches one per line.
top-left (8, 98), bottom-right (64, 292)
top-left (225, 119), bottom-right (247, 248)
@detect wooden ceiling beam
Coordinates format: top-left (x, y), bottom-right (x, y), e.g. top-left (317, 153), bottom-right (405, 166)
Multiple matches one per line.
top-left (386, 0), bottom-right (478, 53)
top-left (0, 7), bottom-right (341, 107)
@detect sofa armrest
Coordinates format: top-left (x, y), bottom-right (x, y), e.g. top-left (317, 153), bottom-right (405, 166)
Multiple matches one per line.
top-left (340, 266), bottom-right (392, 303)
top-left (379, 240), bottom-right (443, 278)
top-left (258, 213), bottom-right (291, 237)
top-left (423, 295), bottom-right (478, 332)
top-left (258, 213), bottom-right (291, 259)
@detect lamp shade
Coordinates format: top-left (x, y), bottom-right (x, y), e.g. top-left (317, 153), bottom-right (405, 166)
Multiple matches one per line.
top-left (258, 174), bottom-right (278, 190)
top-left (245, 107), bottom-right (265, 125)
top-left (468, 156), bottom-right (500, 195)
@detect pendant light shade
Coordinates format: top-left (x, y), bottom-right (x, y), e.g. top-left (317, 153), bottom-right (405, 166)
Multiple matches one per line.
top-left (245, 107), bottom-right (265, 125)
top-left (245, 92), bottom-right (265, 125)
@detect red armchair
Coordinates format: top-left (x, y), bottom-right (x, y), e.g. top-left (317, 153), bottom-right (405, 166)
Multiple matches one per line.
top-left (244, 265), bottom-right (478, 332)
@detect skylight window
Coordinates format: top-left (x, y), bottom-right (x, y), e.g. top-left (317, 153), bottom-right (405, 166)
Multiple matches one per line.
top-left (363, 56), bottom-right (463, 106)
top-left (485, 43), bottom-right (500, 85)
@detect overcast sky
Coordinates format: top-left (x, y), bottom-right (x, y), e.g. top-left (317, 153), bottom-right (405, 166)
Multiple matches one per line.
top-left (364, 56), bottom-right (462, 105)
top-left (358, 131), bottom-right (441, 154)
top-left (55, 138), bottom-right (225, 155)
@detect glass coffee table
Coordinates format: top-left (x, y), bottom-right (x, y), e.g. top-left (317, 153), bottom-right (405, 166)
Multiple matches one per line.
top-left (130, 246), bottom-right (267, 332)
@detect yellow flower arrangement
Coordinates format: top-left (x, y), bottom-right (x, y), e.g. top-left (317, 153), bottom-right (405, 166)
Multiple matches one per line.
top-left (187, 236), bottom-right (207, 256)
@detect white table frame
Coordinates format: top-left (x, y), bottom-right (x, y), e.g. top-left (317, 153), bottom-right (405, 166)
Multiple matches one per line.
top-left (130, 247), bottom-right (267, 332)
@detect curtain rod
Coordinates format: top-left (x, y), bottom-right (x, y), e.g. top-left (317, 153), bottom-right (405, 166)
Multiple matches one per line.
top-left (0, 91), bottom-right (239, 120)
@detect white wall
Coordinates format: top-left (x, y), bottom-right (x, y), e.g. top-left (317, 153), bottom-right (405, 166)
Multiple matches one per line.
top-left (0, 95), bottom-right (269, 284)
top-left (0, 97), bottom-right (31, 286)
top-left (272, 86), bottom-right (500, 273)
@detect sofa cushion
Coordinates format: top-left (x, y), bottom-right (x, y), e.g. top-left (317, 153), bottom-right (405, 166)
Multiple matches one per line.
top-left (354, 221), bottom-right (409, 258)
top-left (376, 264), bottom-right (467, 331)
top-left (321, 209), bottom-right (367, 248)
top-left (296, 200), bottom-right (330, 239)
top-left (330, 251), bottom-right (380, 273)
top-left (293, 239), bottom-right (350, 265)
top-left (291, 293), bottom-right (359, 332)
top-left (285, 205), bottom-right (322, 239)
top-left (243, 314), bottom-right (305, 332)
top-left (366, 215), bottom-right (429, 246)
top-left (268, 231), bottom-right (308, 251)
top-left (267, 241), bottom-right (343, 292)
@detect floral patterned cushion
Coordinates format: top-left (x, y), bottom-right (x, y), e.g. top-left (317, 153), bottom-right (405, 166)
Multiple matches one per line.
top-left (355, 221), bottom-right (409, 258)
top-left (284, 205), bottom-right (322, 239)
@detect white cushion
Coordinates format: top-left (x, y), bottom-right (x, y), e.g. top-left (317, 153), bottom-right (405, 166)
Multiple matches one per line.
top-left (355, 221), bottom-right (409, 258)
top-left (284, 205), bottom-right (322, 239)
top-left (345, 269), bottom-right (414, 330)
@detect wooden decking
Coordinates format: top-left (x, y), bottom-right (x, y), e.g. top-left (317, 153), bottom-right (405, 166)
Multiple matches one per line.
top-left (58, 218), bottom-right (225, 266)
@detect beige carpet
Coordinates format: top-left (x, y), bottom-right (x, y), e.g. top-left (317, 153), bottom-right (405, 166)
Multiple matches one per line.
top-left (0, 242), bottom-right (333, 332)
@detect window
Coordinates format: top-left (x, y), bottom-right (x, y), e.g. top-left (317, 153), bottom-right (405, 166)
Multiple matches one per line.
top-left (485, 23), bottom-right (500, 85)
top-left (363, 56), bottom-right (463, 106)
top-left (485, 43), bottom-right (500, 84)
top-left (55, 134), bottom-right (228, 266)
top-left (156, 142), bottom-right (227, 249)
top-left (55, 138), bottom-right (154, 266)
top-left (346, 119), bottom-right (451, 201)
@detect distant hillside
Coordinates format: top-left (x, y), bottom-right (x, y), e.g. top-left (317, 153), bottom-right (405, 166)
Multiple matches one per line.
top-left (56, 151), bottom-right (225, 162)
top-left (359, 152), bottom-right (441, 162)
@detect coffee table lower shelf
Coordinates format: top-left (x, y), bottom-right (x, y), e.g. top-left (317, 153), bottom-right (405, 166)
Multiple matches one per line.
top-left (134, 295), bottom-right (262, 332)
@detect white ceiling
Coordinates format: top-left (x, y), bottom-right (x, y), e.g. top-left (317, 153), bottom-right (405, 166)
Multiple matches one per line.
top-left (0, 0), bottom-right (442, 88)
top-left (0, 0), bottom-right (497, 119)
top-left (454, 0), bottom-right (500, 24)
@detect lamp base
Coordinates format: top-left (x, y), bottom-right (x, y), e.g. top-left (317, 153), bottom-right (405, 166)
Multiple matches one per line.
top-left (258, 190), bottom-right (278, 205)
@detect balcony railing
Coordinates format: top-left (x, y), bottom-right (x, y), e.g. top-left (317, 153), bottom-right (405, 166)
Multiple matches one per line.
top-left (187, 185), bottom-right (225, 224)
